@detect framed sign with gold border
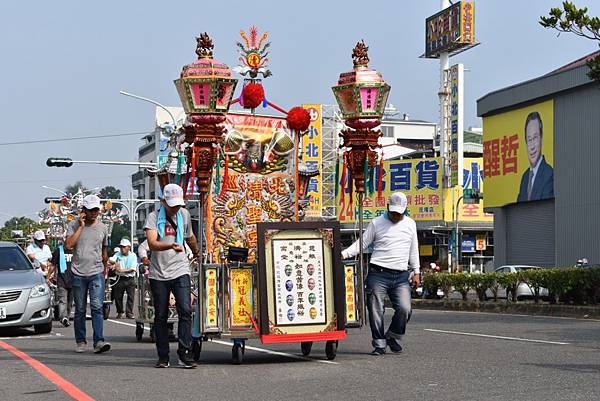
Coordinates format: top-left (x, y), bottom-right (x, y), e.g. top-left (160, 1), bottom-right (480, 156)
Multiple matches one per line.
top-left (257, 221), bottom-right (346, 343)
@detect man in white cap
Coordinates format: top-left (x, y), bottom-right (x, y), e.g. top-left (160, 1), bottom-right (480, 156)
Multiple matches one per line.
top-left (341, 191), bottom-right (420, 356)
top-left (26, 230), bottom-right (52, 276)
top-left (65, 194), bottom-right (111, 354)
top-left (144, 183), bottom-right (200, 368)
top-left (111, 238), bottom-right (137, 319)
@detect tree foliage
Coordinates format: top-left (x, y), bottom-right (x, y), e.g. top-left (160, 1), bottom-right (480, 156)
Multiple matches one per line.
top-left (540, 1), bottom-right (600, 81)
top-left (65, 181), bottom-right (88, 196)
top-left (0, 217), bottom-right (46, 241)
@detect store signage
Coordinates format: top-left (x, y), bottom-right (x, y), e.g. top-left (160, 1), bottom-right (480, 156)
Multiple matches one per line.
top-left (425, 1), bottom-right (476, 58)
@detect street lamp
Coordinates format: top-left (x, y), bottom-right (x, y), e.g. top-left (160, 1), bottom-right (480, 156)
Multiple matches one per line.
top-left (332, 40), bottom-right (390, 326)
top-left (119, 91), bottom-right (178, 128)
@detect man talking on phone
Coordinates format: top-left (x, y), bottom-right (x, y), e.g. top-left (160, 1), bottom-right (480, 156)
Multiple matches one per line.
top-left (65, 194), bottom-right (111, 354)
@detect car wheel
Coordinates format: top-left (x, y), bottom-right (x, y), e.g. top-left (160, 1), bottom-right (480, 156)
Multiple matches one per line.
top-left (34, 322), bottom-right (52, 334)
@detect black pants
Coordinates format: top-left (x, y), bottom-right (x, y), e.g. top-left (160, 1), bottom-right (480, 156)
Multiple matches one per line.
top-left (113, 276), bottom-right (135, 315)
top-left (150, 275), bottom-right (192, 359)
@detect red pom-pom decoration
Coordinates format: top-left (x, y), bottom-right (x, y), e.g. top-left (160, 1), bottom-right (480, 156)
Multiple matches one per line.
top-left (286, 107), bottom-right (311, 132)
top-left (242, 83), bottom-right (265, 109)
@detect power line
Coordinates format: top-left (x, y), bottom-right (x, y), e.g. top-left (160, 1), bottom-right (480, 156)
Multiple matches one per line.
top-left (0, 176), bottom-right (128, 184)
top-left (0, 131), bottom-right (153, 146)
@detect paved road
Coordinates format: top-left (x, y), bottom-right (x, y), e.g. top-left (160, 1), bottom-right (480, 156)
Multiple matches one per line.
top-left (1, 309), bottom-right (599, 401)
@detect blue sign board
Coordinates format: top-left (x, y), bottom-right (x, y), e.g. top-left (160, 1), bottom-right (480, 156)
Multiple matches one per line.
top-left (461, 236), bottom-right (476, 253)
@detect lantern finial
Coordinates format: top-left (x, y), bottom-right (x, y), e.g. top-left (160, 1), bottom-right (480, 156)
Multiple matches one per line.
top-left (352, 40), bottom-right (370, 67)
top-left (196, 32), bottom-right (214, 59)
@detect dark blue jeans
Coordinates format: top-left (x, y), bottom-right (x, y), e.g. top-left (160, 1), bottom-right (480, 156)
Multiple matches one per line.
top-left (365, 267), bottom-right (412, 349)
top-left (150, 274), bottom-right (192, 359)
top-left (72, 273), bottom-right (105, 347)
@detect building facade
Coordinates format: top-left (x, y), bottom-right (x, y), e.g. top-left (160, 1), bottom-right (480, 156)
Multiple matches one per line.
top-left (478, 58), bottom-right (600, 268)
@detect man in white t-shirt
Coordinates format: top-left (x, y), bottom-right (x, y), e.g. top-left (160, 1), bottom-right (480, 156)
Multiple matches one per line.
top-left (342, 192), bottom-right (420, 356)
top-left (26, 230), bottom-right (52, 276)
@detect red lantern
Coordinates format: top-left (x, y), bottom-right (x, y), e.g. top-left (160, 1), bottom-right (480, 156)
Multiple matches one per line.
top-left (242, 83), bottom-right (265, 109)
top-left (286, 106), bottom-right (311, 132)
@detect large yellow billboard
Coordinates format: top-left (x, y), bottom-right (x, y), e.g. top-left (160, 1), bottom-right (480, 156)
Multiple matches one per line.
top-left (482, 100), bottom-right (554, 208)
top-left (336, 157), bottom-right (491, 223)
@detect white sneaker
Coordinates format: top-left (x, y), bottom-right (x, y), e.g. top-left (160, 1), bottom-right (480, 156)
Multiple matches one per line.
top-left (75, 342), bottom-right (86, 353)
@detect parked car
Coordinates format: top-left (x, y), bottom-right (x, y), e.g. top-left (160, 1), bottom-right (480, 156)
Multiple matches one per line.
top-left (485, 265), bottom-right (549, 300)
top-left (0, 241), bottom-right (52, 333)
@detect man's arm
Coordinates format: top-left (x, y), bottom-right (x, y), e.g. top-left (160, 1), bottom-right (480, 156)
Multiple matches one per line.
top-left (409, 224), bottom-right (420, 286)
top-left (65, 214), bottom-right (85, 250)
top-left (185, 233), bottom-right (200, 257)
top-left (341, 221), bottom-right (376, 259)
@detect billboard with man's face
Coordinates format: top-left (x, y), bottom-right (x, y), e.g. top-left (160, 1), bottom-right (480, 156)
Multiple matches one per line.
top-left (482, 100), bottom-right (554, 208)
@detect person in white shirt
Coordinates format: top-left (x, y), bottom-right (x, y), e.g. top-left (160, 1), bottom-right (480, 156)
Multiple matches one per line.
top-left (341, 191), bottom-right (420, 356)
top-left (26, 230), bottom-right (53, 276)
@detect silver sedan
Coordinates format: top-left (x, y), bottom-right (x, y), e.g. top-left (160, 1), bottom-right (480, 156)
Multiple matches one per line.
top-left (0, 241), bottom-right (52, 333)
top-left (486, 265), bottom-right (549, 300)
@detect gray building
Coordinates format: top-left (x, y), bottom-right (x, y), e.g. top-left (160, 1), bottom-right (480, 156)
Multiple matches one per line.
top-left (478, 52), bottom-right (600, 268)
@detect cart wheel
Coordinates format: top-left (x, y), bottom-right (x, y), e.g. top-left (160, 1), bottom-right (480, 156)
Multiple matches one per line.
top-left (325, 340), bottom-right (338, 360)
top-left (103, 304), bottom-right (110, 320)
top-left (232, 343), bottom-right (243, 365)
top-left (192, 339), bottom-right (202, 362)
top-left (300, 341), bottom-right (313, 356)
top-left (135, 323), bottom-right (144, 342)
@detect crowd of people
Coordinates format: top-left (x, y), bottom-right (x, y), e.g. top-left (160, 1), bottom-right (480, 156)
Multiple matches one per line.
top-left (34, 184), bottom-right (200, 368)
top-left (30, 186), bottom-right (424, 367)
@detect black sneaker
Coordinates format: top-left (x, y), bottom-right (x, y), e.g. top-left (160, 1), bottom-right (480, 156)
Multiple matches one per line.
top-left (155, 358), bottom-right (170, 368)
top-left (370, 347), bottom-right (386, 356)
top-left (177, 350), bottom-right (197, 369)
top-left (61, 317), bottom-right (70, 327)
top-left (387, 340), bottom-right (403, 353)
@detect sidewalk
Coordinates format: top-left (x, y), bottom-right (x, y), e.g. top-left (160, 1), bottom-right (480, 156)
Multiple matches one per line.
top-left (410, 299), bottom-right (600, 319)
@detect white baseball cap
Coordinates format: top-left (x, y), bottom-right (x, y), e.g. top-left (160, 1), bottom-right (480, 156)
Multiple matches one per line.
top-left (162, 184), bottom-right (185, 207)
top-left (33, 230), bottom-right (46, 241)
top-left (119, 238), bottom-right (132, 247)
top-left (83, 194), bottom-right (101, 210)
top-left (388, 192), bottom-right (408, 214)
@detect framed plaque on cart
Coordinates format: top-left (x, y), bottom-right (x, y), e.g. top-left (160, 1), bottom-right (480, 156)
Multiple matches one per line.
top-left (256, 221), bottom-right (346, 343)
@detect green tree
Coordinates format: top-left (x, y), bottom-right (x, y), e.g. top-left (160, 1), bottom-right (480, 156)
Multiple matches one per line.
top-left (0, 217), bottom-right (46, 242)
top-left (65, 181), bottom-right (88, 196)
top-left (540, 1), bottom-right (600, 81)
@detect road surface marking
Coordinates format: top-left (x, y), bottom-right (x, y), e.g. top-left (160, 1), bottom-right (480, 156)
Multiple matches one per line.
top-left (424, 328), bottom-right (570, 345)
top-left (108, 319), bottom-right (339, 364)
top-left (0, 340), bottom-right (95, 401)
top-left (0, 332), bottom-right (62, 340)
top-left (209, 339), bottom-right (339, 365)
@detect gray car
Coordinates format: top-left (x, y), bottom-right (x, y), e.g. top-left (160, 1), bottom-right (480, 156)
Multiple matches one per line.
top-left (0, 241), bottom-right (52, 333)
top-left (486, 265), bottom-right (549, 300)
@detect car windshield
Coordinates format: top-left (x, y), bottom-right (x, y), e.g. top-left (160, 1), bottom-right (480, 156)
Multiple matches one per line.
top-left (0, 247), bottom-right (33, 271)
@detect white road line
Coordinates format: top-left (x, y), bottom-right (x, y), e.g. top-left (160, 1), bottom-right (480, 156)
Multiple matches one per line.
top-left (107, 319), bottom-right (339, 364)
top-left (424, 328), bottom-right (570, 345)
top-left (209, 339), bottom-right (339, 365)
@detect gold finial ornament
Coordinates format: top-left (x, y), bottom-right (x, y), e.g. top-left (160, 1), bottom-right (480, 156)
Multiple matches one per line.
top-left (352, 40), bottom-right (370, 67)
top-left (195, 32), bottom-right (214, 59)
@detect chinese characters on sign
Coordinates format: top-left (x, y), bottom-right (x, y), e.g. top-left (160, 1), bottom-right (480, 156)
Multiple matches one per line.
top-left (483, 134), bottom-right (520, 178)
top-left (449, 64), bottom-right (464, 187)
top-left (344, 264), bottom-right (357, 324)
top-left (337, 158), bottom-right (443, 221)
top-left (272, 239), bottom-right (326, 326)
top-left (205, 268), bottom-right (218, 329)
top-left (230, 269), bottom-right (253, 328)
top-left (337, 157), bottom-right (492, 223)
top-left (302, 104), bottom-right (323, 218)
top-left (425, 1), bottom-right (476, 58)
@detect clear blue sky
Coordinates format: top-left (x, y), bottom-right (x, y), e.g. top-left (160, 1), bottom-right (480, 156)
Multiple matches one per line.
top-left (0, 0), bottom-right (598, 225)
